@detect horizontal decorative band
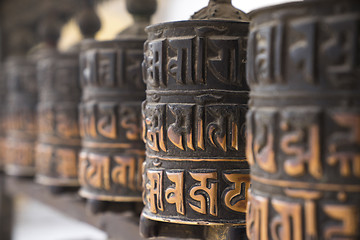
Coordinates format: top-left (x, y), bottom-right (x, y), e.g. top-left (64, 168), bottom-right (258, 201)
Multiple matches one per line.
top-left (146, 89), bottom-right (248, 96)
top-left (251, 175), bottom-right (360, 192)
top-left (38, 136), bottom-right (81, 147)
top-left (250, 91), bottom-right (360, 99)
top-left (36, 175), bottom-right (79, 187)
top-left (79, 189), bottom-right (142, 202)
top-left (147, 155), bottom-right (247, 162)
top-left (142, 211), bottom-right (246, 226)
top-left (82, 141), bottom-right (134, 149)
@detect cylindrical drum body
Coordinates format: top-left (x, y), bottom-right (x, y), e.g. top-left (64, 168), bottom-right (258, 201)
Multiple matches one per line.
top-left (78, 39), bottom-right (145, 202)
top-left (36, 53), bottom-right (81, 186)
top-left (142, 20), bottom-right (249, 225)
top-left (246, 1), bottom-right (360, 239)
top-left (0, 66), bottom-right (7, 170)
top-left (5, 57), bottom-right (37, 176)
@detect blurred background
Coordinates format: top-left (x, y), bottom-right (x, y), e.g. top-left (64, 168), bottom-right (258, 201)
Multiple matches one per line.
top-left (0, 0), bottom-right (297, 239)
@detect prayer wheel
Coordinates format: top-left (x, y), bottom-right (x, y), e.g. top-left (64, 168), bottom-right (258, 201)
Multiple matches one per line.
top-left (4, 16), bottom-right (61, 177)
top-left (140, 0), bottom-right (250, 238)
top-left (78, 0), bottom-right (156, 213)
top-left (0, 66), bottom-right (6, 171)
top-left (4, 56), bottom-right (37, 176)
top-left (246, 0), bottom-right (360, 239)
top-left (35, 2), bottom-right (100, 192)
top-left (35, 52), bottom-right (81, 188)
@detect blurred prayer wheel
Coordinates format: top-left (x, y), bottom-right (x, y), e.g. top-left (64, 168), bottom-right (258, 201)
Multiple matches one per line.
top-left (0, 66), bottom-right (6, 171)
top-left (35, 2), bottom-right (100, 191)
top-left (35, 52), bottom-right (81, 188)
top-left (140, 0), bottom-right (250, 238)
top-left (246, 0), bottom-right (360, 239)
top-left (78, 0), bottom-right (156, 213)
top-left (5, 57), bottom-right (37, 176)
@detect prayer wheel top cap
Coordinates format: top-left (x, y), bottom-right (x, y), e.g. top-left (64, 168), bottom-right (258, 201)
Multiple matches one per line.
top-left (191, 0), bottom-right (249, 22)
top-left (37, 16), bottom-right (62, 48)
top-left (116, 0), bottom-right (157, 39)
top-left (76, 5), bottom-right (101, 39)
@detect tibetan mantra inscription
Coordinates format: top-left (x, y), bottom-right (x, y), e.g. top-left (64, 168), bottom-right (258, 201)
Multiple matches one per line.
top-left (141, 21), bottom-right (249, 225)
top-left (36, 53), bottom-right (81, 187)
top-left (246, 1), bottom-right (360, 239)
top-left (5, 57), bottom-right (37, 176)
top-left (78, 40), bottom-right (145, 202)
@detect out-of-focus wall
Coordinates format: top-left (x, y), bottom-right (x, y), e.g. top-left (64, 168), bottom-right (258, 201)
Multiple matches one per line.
top-left (59, 0), bottom-right (300, 50)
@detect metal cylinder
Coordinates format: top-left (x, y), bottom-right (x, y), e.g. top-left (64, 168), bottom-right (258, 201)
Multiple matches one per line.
top-left (246, 0), bottom-right (360, 239)
top-left (78, 0), bottom-right (155, 213)
top-left (140, 1), bottom-right (249, 238)
top-left (78, 39), bottom-right (146, 204)
top-left (35, 52), bottom-right (81, 187)
top-left (5, 57), bottom-right (37, 176)
top-left (0, 66), bottom-right (6, 171)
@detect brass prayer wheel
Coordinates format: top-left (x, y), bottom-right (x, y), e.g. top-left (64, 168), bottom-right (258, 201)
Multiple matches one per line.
top-left (246, 0), bottom-right (360, 239)
top-left (35, 52), bottom-right (81, 187)
top-left (140, 0), bottom-right (249, 238)
top-left (4, 56), bottom-right (37, 176)
top-left (78, 0), bottom-right (156, 212)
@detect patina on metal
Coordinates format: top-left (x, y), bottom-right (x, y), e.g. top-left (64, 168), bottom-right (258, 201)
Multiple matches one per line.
top-left (35, 52), bottom-right (81, 187)
top-left (140, 0), bottom-right (249, 239)
top-left (35, 1), bottom-right (100, 191)
top-left (4, 56), bottom-right (37, 177)
top-left (78, 0), bottom-right (156, 213)
top-left (246, 0), bottom-right (360, 239)
top-left (4, 27), bottom-right (39, 177)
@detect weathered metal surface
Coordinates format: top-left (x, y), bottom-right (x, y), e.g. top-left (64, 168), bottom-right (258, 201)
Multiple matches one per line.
top-left (246, 0), bottom-right (360, 239)
top-left (4, 56), bottom-right (37, 176)
top-left (35, 1), bottom-right (100, 190)
top-left (78, 0), bottom-right (156, 209)
top-left (78, 38), bottom-right (146, 203)
top-left (35, 52), bottom-right (81, 187)
top-left (140, 0), bottom-right (249, 238)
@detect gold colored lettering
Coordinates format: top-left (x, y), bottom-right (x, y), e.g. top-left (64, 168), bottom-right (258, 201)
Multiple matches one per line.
top-left (112, 156), bottom-right (136, 191)
top-left (223, 172), bottom-right (250, 213)
top-left (56, 148), bottom-right (77, 178)
top-left (146, 170), bottom-right (164, 213)
top-left (144, 104), bottom-right (167, 152)
top-left (323, 204), bottom-right (360, 240)
top-left (120, 106), bottom-right (141, 141)
top-left (189, 171), bottom-right (218, 216)
top-left (271, 199), bottom-right (302, 240)
top-left (285, 189), bottom-right (322, 240)
top-left (281, 121), bottom-right (322, 179)
top-left (249, 110), bottom-right (277, 173)
top-left (85, 153), bottom-right (110, 190)
top-left (165, 171), bottom-right (184, 215)
top-left (97, 104), bottom-right (117, 139)
top-left (246, 191), bottom-right (269, 240)
top-left (328, 113), bottom-right (360, 177)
